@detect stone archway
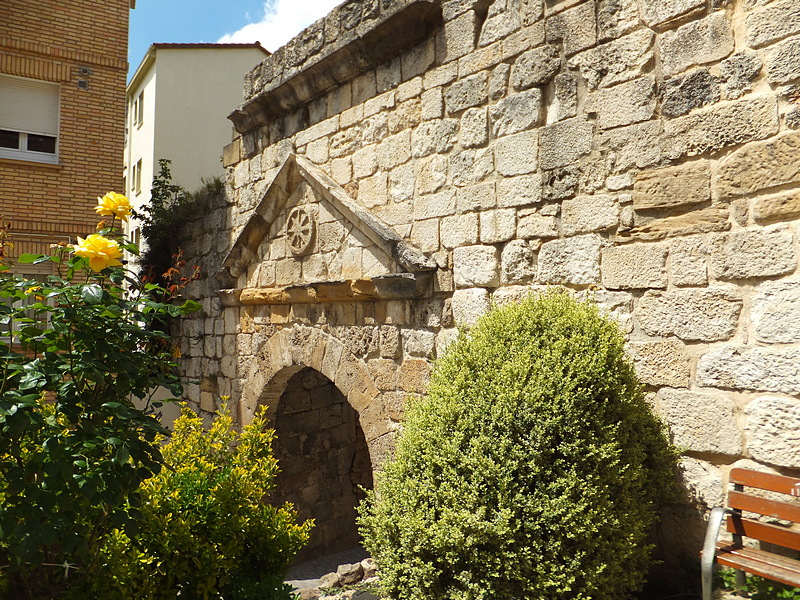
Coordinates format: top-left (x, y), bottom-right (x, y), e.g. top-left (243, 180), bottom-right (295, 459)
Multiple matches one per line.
top-left (272, 366), bottom-right (373, 559)
top-left (238, 324), bottom-right (393, 559)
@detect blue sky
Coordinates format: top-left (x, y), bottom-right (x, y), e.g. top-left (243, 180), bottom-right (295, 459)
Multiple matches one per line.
top-left (128, 0), bottom-right (341, 77)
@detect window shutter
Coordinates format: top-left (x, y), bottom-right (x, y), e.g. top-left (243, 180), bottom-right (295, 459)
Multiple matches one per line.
top-left (0, 75), bottom-right (60, 137)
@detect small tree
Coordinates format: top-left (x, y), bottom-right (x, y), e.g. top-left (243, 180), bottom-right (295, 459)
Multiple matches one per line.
top-left (0, 195), bottom-right (199, 599)
top-left (359, 292), bottom-right (678, 600)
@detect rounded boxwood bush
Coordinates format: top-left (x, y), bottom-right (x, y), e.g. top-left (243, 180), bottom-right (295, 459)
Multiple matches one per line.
top-left (359, 291), bottom-right (677, 600)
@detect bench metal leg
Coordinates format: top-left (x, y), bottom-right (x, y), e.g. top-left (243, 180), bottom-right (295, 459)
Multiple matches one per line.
top-left (701, 507), bottom-right (729, 600)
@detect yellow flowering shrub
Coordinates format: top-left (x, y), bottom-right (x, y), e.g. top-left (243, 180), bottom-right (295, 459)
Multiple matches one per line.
top-left (72, 233), bottom-right (123, 271)
top-left (84, 406), bottom-right (312, 600)
top-left (95, 191), bottom-right (132, 222)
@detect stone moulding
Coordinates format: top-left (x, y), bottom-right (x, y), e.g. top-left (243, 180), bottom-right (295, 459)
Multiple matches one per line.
top-left (223, 153), bottom-right (436, 280)
top-left (228, 0), bottom-right (443, 133)
top-left (221, 272), bottom-right (434, 307)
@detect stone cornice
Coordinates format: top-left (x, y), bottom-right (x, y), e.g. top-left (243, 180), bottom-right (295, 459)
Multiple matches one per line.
top-left (228, 0), bottom-right (442, 133)
top-left (219, 272), bottom-right (435, 306)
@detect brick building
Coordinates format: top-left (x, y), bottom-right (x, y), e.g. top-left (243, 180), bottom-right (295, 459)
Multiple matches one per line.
top-left (0, 0), bottom-right (132, 268)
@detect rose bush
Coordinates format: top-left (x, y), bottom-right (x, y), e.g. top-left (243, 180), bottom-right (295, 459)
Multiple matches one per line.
top-left (0, 195), bottom-right (200, 599)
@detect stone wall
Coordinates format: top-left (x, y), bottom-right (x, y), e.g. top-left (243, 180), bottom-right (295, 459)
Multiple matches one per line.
top-left (175, 0), bottom-right (800, 565)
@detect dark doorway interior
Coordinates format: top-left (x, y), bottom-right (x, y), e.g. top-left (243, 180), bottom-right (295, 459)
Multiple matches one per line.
top-left (272, 367), bottom-right (373, 561)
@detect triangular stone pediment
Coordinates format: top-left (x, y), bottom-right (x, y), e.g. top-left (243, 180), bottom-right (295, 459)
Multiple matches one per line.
top-left (223, 154), bottom-right (436, 295)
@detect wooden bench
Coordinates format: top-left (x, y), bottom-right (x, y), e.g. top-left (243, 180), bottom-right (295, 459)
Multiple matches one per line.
top-left (701, 468), bottom-right (800, 600)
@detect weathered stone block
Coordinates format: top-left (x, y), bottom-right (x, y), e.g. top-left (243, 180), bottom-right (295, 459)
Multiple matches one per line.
top-left (538, 234), bottom-right (602, 285)
top-left (416, 154), bottom-right (448, 195)
top-left (450, 148), bottom-right (494, 185)
top-left (640, 0), bottom-right (704, 28)
top-left (708, 227), bottom-right (796, 281)
top-left (568, 29), bottom-right (654, 90)
top-left (489, 62), bottom-right (510, 99)
top-left (501, 239), bottom-right (537, 284)
top-left (495, 131), bottom-right (537, 176)
top-left (517, 209), bottom-right (558, 238)
top-left (510, 44), bottom-right (560, 90)
top-left (720, 53), bottom-right (762, 100)
top-left (658, 388), bottom-right (743, 456)
top-left (460, 107), bottom-right (489, 148)
top-left (627, 340), bottom-right (690, 388)
top-left (679, 458), bottom-right (725, 509)
top-left (441, 213), bottom-right (479, 249)
top-left (539, 118), bottom-right (593, 170)
top-left (599, 120), bottom-right (664, 172)
top-left (497, 173), bottom-right (542, 208)
top-left (765, 36), bottom-right (800, 85)
top-left (389, 163), bottom-right (415, 202)
top-left (453, 245), bottom-right (500, 288)
top-left (670, 235), bottom-right (708, 287)
top-left (745, 395), bottom-right (800, 468)
top-left (562, 194), bottom-right (619, 235)
top-left (586, 76), bottom-right (656, 129)
top-left (638, 289), bottom-right (742, 341)
top-left (545, 1), bottom-right (597, 56)
top-left (376, 130), bottom-right (411, 169)
top-left (456, 182), bottom-right (496, 212)
top-left (659, 11), bottom-right (734, 77)
top-left (698, 346), bottom-right (800, 396)
top-left (491, 89), bottom-right (542, 137)
top-left (411, 119), bottom-right (459, 157)
top-left (753, 190), bottom-right (800, 224)
top-left (601, 243), bottom-right (667, 289)
top-left (358, 171), bottom-right (388, 208)
top-left (436, 10), bottom-right (477, 64)
top-left (663, 96), bottom-right (779, 159)
top-left (633, 161), bottom-right (710, 210)
top-left (397, 358), bottom-right (430, 394)
top-left (414, 190), bottom-right (456, 220)
top-left (662, 69), bottom-right (721, 118)
top-left (420, 87), bottom-right (443, 120)
top-left (550, 72), bottom-right (578, 122)
top-left (444, 71), bottom-right (488, 114)
top-left (718, 131), bottom-right (800, 199)
top-left (480, 208), bottom-right (516, 244)
top-left (745, 0), bottom-right (800, 49)
top-left (401, 328), bottom-right (436, 358)
top-left (451, 287), bottom-right (491, 326)
top-left (751, 281), bottom-right (800, 343)
top-left (597, 0), bottom-right (639, 40)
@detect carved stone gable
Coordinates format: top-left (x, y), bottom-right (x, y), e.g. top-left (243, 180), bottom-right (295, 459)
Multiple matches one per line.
top-left (223, 154), bottom-right (436, 305)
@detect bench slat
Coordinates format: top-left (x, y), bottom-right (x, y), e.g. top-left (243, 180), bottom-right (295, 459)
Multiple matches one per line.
top-left (730, 468), bottom-right (800, 496)
top-left (728, 491), bottom-right (800, 523)
top-left (715, 543), bottom-right (800, 588)
top-left (716, 541), bottom-right (800, 572)
top-left (726, 515), bottom-right (800, 552)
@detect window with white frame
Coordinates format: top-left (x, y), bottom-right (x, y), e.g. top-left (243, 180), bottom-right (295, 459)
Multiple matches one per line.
top-left (133, 90), bottom-right (144, 127)
top-left (134, 159), bottom-right (142, 195)
top-left (0, 75), bottom-right (60, 164)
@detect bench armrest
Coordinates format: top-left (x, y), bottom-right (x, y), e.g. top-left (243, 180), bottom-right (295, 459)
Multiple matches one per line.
top-left (701, 506), bottom-right (731, 600)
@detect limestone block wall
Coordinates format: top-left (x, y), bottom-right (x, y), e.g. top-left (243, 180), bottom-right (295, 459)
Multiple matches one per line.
top-left (174, 0), bottom-right (800, 563)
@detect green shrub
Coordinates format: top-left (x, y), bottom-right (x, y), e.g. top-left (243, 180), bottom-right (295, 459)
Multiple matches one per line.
top-left (358, 291), bottom-right (678, 600)
top-left (81, 406), bottom-right (312, 600)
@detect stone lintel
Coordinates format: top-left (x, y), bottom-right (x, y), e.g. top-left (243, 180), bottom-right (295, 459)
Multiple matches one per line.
top-left (230, 272), bottom-right (435, 305)
top-left (229, 0), bottom-right (443, 133)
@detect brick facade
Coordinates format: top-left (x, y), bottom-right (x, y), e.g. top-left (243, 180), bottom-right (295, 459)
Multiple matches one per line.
top-left (0, 0), bottom-right (130, 261)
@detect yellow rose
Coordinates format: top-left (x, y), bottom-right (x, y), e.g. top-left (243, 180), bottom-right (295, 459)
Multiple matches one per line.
top-left (73, 234), bottom-right (123, 272)
top-left (95, 192), bottom-right (131, 222)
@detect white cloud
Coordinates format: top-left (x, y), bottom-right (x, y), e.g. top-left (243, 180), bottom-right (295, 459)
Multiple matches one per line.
top-left (218, 0), bottom-right (342, 52)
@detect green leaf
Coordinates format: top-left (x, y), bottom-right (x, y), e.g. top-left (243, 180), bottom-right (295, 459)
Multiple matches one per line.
top-left (17, 253), bottom-right (44, 264)
top-left (81, 283), bottom-right (104, 304)
top-left (180, 299), bottom-right (203, 314)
